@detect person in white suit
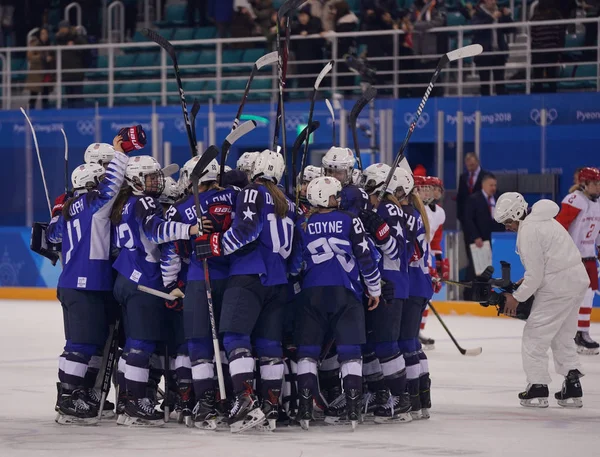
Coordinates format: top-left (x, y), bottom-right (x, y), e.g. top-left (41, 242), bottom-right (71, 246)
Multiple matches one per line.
top-left (494, 192), bottom-right (589, 408)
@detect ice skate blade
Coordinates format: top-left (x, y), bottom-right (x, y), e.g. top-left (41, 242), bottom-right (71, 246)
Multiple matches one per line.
top-left (374, 413), bottom-right (412, 424)
top-left (101, 410), bottom-right (115, 419)
top-left (229, 408), bottom-right (265, 434)
top-left (520, 398), bottom-right (549, 408)
top-left (557, 398), bottom-right (583, 408)
top-left (576, 346), bottom-right (599, 355)
top-left (55, 412), bottom-right (98, 426)
top-left (410, 410), bottom-right (423, 420)
top-left (421, 408), bottom-right (430, 419)
top-left (351, 420), bottom-right (357, 431)
top-left (255, 418), bottom-right (277, 432)
top-left (194, 418), bottom-right (217, 430)
top-left (116, 414), bottom-right (127, 425)
top-left (123, 414), bottom-right (166, 427)
top-left (184, 415), bottom-right (193, 427)
top-left (300, 419), bottom-right (310, 430)
top-left (422, 344), bottom-right (435, 351)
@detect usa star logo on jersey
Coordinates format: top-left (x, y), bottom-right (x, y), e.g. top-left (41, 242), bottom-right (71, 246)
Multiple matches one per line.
top-left (243, 206), bottom-right (255, 221)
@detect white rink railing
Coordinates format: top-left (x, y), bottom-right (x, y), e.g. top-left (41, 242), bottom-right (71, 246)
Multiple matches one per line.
top-left (3, 16), bottom-right (600, 110)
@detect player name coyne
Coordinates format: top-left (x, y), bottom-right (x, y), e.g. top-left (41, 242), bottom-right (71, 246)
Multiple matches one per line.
top-left (307, 220), bottom-right (344, 235)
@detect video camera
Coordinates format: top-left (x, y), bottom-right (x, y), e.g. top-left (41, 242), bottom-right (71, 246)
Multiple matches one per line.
top-left (471, 261), bottom-right (533, 320)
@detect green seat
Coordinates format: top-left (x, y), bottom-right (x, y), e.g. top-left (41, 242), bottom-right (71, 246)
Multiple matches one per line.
top-left (11, 58), bottom-right (26, 82)
top-left (178, 51), bottom-right (200, 75)
top-left (346, 0), bottom-right (360, 12)
top-left (222, 80), bottom-right (245, 102)
top-left (83, 83), bottom-right (108, 105)
top-left (155, 4), bottom-right (187, 26)
top-left (194, 27), bottom-right (217, 41)
top-left (134, 52), bottom-right (160, 77)
top-left (447, 11), bottom-right (466, 27)
top-left (138, 82), bottom-right (162, 104)
top-left (222, 49), bottom-right (245, 73)
top-left (172, 27), bottom-right (195, 42)
top-left (248, 78), bottom-right (273, 101)
top-left (156, 28), bottom-right (176, 41)
top-left (115, 54), bottom-right (137, 78)
top-left (198, 50), bottom-right (216, 74)
top-left (242, 48), bottom-right (269, 67)
top-left (115, 82), bottom-right (141, 105)
top-left (565, 33), bottom-right (585, 49)
top-left (559, 64), bottom-right (597, 90)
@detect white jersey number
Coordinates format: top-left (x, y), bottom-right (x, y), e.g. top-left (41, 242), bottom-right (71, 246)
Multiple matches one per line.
top-left (307, 237), bottom-right (355, 273)
top-left (65, 219), bottom-right (82, 264)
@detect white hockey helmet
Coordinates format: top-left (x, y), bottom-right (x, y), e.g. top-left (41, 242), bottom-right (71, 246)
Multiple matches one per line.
top-left (71, 163), bottom-right (105, 192)
top-left (251, 149), bottom-right (285, 184)
top-left (84, 143), bottom-right (115, 167)
top-left (179, 156), bottom-right (199, 191)
top-left (237, 151), bottom-right (259, 176)
top-left (200, 159), bottom-right (220, 184)
top-left (363, 163), bottom-right (393, 195)
top-left (298, 165), bottom-right (322, 184)
top-left (322, 146), bottom-right (356, 185)
top-left (494, 192), bottom-right (528, 224)
top-left (392, 167), bottom-right (415, 198)
top-left (159, 177), bottom-right (181, 205)
top-left (351, 168), bottom-right (364, 187)
top-left (307, 176), bottom-right (342, 208)
top-left (224, 165), bottom-right (232, 173)
top-left (126, 155), bottom-right (165, 197)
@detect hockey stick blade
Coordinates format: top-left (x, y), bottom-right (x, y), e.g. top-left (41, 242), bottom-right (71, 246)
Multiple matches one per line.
top-left (325, 99), bottom-right (336, 145)
top-left (224, 120), bottom-right (257, 148)
top-left (137, 285), bottom-right (183, 301)
top-left (350, 85), bottom-right (377, 122)
top-left (464, 347), bottom-right (483, 356)
top-left (292, 121), bottom-right (320, 155)
top-left (256, 51), bottom-right (279, 70)
top-left (277, 0), bottom-right (305, 18)
top-left (428, 302), bottom-right (482, 357)
top-left (314, 60), bottom-right (334, 90)
top-left (447, 44), bottom-right (483, 62)
top-left (141, 28), bottom-right (175, 59)
top-left (191, 100), bottom-right (201, 143)
top-left (191, 146), bottom-right (220, 182)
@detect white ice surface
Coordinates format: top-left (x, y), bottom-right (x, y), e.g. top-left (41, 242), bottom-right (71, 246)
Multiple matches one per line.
top-left (1, 299), bottom-right (599, 457)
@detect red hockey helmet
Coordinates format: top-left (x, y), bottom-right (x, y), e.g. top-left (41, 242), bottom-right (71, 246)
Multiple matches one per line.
top-left (414, 175), bottom-right (427, 187)
top-left (578, 167), bottom-right (600, 183)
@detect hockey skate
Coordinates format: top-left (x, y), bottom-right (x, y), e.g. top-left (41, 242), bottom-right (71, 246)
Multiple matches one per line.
top-left (55, 384), bottom-right (99, 426)
top-left (228, 390), bottom-right (265, 433)
top-left (116, 391), bottom-right (129, 425)
top-left (297, 388), bottom-right (313, 430)
top-left (123, 397), bottom-right (165, 426)
top-left (191, 390), bottom-right (218, 430)
top-left (408, 381), bottom-right (422, 420)
top-left (256, 392), bottom-right (280, 432)
top-left (575, 331), bottom-right (599, 355)
top-left (419, 332), bottom-right (435, 350)
top-left (420, 374), bottom-right (432, 419)
top-left (324, 393), bottom-right (347, 425)
top-left (346, 389), bottom-right (362, 430)
top-left (518, 384), bottom-right (549, 408)
top-left (176, 385), bottom-right (194, 426)
top-left (86, 388), bottom-right (115, 419)
top-left (374, 393), bottom-right (412, 424)
top-left (555, 370), bottom-right (584, 408)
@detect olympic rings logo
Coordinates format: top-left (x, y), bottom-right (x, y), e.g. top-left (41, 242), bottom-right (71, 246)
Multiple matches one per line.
top-left (76, 120), bottom-right (95, 136)
top-left (404, 112), bottom-right (429, 128)
top-left (530, 108), bottom-right (558, 126)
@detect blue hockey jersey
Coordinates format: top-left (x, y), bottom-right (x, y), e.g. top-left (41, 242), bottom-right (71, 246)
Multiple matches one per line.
top-left (220, 183), bottom-right (297, 286)
top-left (340, 184), bottom-right (369, 215)
top-left (376, 202), bottom-right (409, 299)
top-left (112, 194), bottom-right (192, 289)
top-left (161, 187), bottom-right (238, 286)
top-left (404, 205), bottom-right (433, 300)
top-left (297, 210), bottom-right (381, 301)
top-left (47, 151), bottom-right (128, 291)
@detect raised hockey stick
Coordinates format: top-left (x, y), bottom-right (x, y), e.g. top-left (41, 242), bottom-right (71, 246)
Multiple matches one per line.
top-left (376, 44), bottom-right (483, 205)
top-left (142, 28), bottom-right (197, 158)
top-left (20, 108), bottom-right (52, 217)
top-left (218, 120), bottom-right (258, 186)
top-left (349, 85), bottom-right (377, 172)
top-left (427, 301), bottom-right (482, 356)
top-left (97, 318), bottom-right (120, 420)
top-left (291, 121), bottom-right (320, 204)
top-left (293, 60), bottom-right (333, 197)
top-left (190, 145), bottom-right (228, 401)
top-left (190, 100), bottom-right (201, 147)
top-left (137, 284), bottom-right (184, 301)
top-left (61, 128), bottom-right (69, 196)
top-left (325, 99), bottom-right (336, 146)
top-left (232, 51), bottom-right (278, 131)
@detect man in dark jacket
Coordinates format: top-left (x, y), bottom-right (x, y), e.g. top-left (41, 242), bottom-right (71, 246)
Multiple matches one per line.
top-left (55, 20), bottom-right (88, 108)
top-left (530, 0), bottom-right (565, 93)
top-left (291, 5), bottom-right (324, 90)
top-left (472, 0), bottom-right (514, 95)
top-left (457, 152), bottom-right (487, 226)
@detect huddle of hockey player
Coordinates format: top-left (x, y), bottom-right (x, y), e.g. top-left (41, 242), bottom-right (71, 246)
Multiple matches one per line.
top-left (44, 128), bottom-right (451, 432)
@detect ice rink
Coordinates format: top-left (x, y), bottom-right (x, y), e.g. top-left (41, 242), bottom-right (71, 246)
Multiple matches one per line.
top-left (1, 299), bottom-right (599, 457)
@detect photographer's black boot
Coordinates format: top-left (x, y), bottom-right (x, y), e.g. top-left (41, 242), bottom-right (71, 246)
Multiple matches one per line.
top-left (555, 370), bottom-right (583, 408)
top-left (518, 384), bottom-right (549, 408)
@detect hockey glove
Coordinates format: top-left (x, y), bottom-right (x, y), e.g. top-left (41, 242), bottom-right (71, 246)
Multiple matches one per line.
top-left (436, 257), bottom-right (450, 280)
top-left (359, 209), bottom-right (391, 245)
top-left (164, 280), bottom-right (185, 311)
top-left (52, 193), bottom-right (68, 218)
top-left (194, 233), bottom-right (223, 259)
top-left (204, 203), bottom-right (233, 233)
top-left (173, 239), bottom-right (191, 259)
top-left (118, 125), bottom-right (147, 153)
top-left (429, 267), bottom-right (442, 294)
top-left (381, 280), bottom-right (395, 302)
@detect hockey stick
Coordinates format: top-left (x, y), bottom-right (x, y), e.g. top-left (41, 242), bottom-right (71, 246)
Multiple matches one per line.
top-left (291, 121), bottom-right (320, 203)
top-left (61, 128), bottom-right (69, 196)
top-left (191, 100), bottom-right (201, 147)
top-left (218, 120), bottom-right (258, 186)
top-left (190, 145), bottom-right (228, 401)
top-left (349, 86), bottom-right (377, 172)
top-left (376, 44), bottom-right (483, 206)
top-left (137, 284), bottom-right (184, 301)
top-left (293, 60), bottom-right (333, 197)
top-left (325, 99), bottom-right (336, 146)
top-left (97, 318), bottom-right (120, 420)
top-left (20, 108), bottom-right (52, 217)
top-left (427, 301), bottom-right (482, 356)
top-left (142, 28), bottom-right (197, 158)
top-left (232, 51), bottom-right (278, 131)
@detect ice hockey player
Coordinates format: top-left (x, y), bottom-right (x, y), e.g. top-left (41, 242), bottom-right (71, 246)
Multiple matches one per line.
top-left (495, 192), bottom-right (589, 408)
top-left (110, 156), bottom-right (199, 426)
top-left (194, 149), bottom-right (297, 433)
top-left (295, 176), bottom-right (381, 430)
top-left (555, 167), bottom-right (600, 355)
top-left (47, 136), bottom-right (129, 425)
top-left (161, 156), bottom-right (238, 429)
top-left (297, 165), bottom-right (322, 215)
top-left (236, 151), bottom-right (259, 180)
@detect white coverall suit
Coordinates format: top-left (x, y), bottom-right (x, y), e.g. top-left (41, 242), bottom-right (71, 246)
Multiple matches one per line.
top-left (513, 200), bottom-right (589, 385)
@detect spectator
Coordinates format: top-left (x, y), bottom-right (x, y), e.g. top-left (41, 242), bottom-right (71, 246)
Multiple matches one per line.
top-left (230, 5), bottom-right (261, 48)
top-left (472, 0), bottom-right (514, 96)
top-left (38, 27), bottom-right (55, 106)
top-left (463, 173), bottom-right (505, 296)
top-left (582, 1), bottom-right (600, 61)
top-left (290, 5), bottom-right (324, 91)
top-left (410, 0), bottom-right (447, 97)
top-left (189, 0), bottom-right (209, 27)
top-left (457, 152), bottom-right (487, 227)
top-left (307, 0), bottom-right (336, 32)
top-left (530, 0), bottom-right (565, 94)
top-left (250, 0), bottom-right (276, 36)
top-left (361, 0), bottom-right (397, 89)
top-left (332, 1), bottom-right (359, 93)
top-left (123, 0), bottom-right (138, 40)
top-left (398, 11), bottom-right (416, 97)
top-left (213, 0), bottom-right (235, 37)
top-left (26, 32), bottom-right (53, 110)
top-left (55, 20), bottom-right (88, 109)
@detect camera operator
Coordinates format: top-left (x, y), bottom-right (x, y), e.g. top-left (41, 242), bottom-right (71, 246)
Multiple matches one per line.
top-left (494, 192), bottom-right (589, 408)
